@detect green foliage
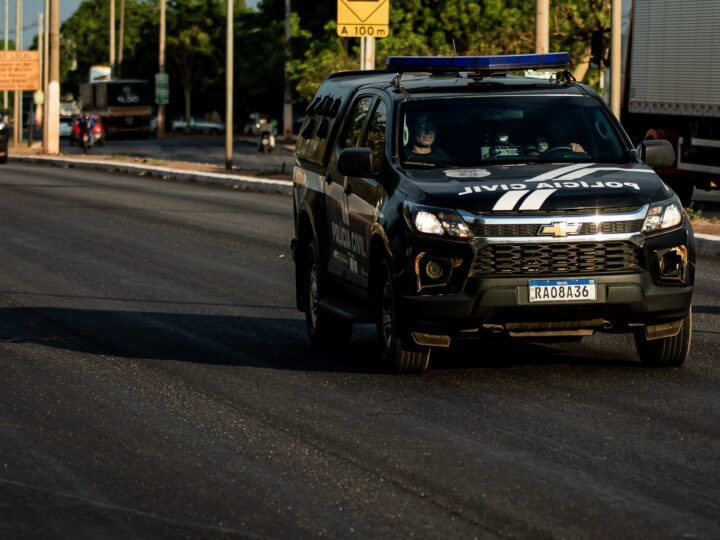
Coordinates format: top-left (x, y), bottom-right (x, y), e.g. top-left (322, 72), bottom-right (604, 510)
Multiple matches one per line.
top-left (56, 0), bottom-right (610, 122)
top-left (288, 0), bottom-right (611, 103)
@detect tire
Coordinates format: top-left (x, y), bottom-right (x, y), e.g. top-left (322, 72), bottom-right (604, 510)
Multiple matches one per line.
top-left (305, 243), bottom-right (352, 349)
top-left (634, 310), bottom-right (692, 367)
top-left (376, 259), bottom-right (430, 373)
top-left (0, 153), bottom-right (7, 164)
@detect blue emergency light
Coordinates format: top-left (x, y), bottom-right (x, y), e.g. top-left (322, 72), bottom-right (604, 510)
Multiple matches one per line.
top-left (385, 52), bottom-right (571, 73)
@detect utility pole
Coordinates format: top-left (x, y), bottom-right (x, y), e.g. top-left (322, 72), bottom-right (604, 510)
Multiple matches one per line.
top-left (610, 0), bottom-right (621, 118)
top-left (109, 0), bottom-right (115, 75)
top-left (13, 0), bottom-right (21, 146)
top-left (3, 0), bottom-right (8, 112)
top-left (282, 0), bottom-right (292, 139)
top-left (47, 0), bottom-right (59, 155)
top-left (535, 0), bottom-right (549, 53)
top-left (225, 0), bottom-right (233, 171)
top-left (36, 12), bottom-right (43, 130)
top-left (157, 0), bottom-right (166, 138)
top-left (43, 0), bottom-right (49, 151)
top-left (117, 0), bottom-right (125, 77)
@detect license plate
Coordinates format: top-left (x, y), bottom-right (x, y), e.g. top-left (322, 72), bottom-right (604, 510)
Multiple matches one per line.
top-left (528, 278), bottom-right (597, 303)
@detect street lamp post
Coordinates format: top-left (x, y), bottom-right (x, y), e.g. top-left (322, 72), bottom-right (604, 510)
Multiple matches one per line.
top-left (3, 0), bottom-right (8, 112)
top-left (225, 0), bottom-right (233, 170)
top-left (13, 0), bottom-right (21, 146)
top-left (157, 0), bottom-right (166, 138)
top-left (47, 0), bottom-right (59, 155)
top-left (610, 0), bottom-right (621, 118)
top-left (109, 0), bottom-right (115, 74)
top-left (282, 0), bottom-right (292, 139)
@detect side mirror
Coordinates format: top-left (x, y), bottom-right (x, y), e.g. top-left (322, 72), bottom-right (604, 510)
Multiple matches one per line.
top-left (638, 139), bottom-right (676, 168)
top-left (337, 147), bottom-right (374, 177)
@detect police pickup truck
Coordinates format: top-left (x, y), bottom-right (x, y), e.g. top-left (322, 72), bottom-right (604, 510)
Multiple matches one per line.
top-left (291, 53), bottom-right (695, 373)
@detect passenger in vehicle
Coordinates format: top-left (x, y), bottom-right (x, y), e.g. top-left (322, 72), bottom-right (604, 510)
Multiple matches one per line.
top-left (533, 111), bottom-right (587, 155)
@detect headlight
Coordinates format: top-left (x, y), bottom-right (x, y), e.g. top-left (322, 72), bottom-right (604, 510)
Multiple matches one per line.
top-left (642, 200), bottom-right (684, 233)
top-left (403, 202), bottom-right (472, 239)
top-left (0, 122), bottom-right (5, 130)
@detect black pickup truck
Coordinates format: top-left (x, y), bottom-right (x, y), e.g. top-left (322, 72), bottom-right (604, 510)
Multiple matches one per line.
top-left (291, 53), bottom-right (695, 373)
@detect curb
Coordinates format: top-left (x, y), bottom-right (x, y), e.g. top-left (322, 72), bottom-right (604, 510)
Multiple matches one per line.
top-left (695, 234), bottom-right (720, 257)
top-left (11, 154), bottom-right (293, 195)
top-left (9, 153), bottom-right (720, 256)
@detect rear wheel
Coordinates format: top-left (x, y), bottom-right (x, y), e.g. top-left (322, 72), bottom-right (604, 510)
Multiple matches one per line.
top-left (377, 259), bottom-right (430, 373)
top-left (634, 310), bottom-right (692, 367)
top-left (305, 243), bottom-right (352, 349)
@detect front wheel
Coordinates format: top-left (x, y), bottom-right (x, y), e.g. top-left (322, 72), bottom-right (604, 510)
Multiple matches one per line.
top-left (634, 310), bottom-right (692, 367)
top-left (377, 259), bottom-right (430, 373)
top-left (305, 243), bottom-right (352, 349)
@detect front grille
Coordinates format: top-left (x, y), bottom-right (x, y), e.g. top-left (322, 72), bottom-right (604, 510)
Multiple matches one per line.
top-left (471, 219), bottom-right (644, 237)
top-left (472, 241), bottom-right (641, 275)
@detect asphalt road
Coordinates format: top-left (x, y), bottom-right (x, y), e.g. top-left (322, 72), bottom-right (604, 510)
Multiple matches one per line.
top-left (1, 162), bottom-right (719, 539)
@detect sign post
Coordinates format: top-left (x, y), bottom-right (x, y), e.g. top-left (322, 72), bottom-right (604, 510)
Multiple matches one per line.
top-left (337, 0), bottom-right (390, 70)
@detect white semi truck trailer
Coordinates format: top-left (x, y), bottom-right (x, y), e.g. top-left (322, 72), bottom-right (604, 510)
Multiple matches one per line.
top-left (622, 0), bottom-right (720, 204)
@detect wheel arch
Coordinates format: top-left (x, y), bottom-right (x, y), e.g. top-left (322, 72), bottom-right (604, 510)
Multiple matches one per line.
top-left (295, 208), bottom-right (316, 312)
top-left (368, 230), bottom-right (392, 299)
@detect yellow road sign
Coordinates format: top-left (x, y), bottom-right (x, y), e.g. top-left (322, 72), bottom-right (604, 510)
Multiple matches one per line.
top-left (337, 0), bottom-right (390, 38)
top-left (0, 51), bottom-right (40, 91)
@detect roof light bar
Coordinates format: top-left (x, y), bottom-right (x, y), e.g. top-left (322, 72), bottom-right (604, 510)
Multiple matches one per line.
top-left (385, 52), bottom-right (571, 74)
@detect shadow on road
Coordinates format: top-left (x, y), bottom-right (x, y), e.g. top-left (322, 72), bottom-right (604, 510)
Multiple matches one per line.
top-left (0, 306), bottom-right (650, 373)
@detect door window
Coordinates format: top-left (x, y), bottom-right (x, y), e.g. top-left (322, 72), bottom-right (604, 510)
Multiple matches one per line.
top-left (342, 97), bottom-right (374, 148)
top-left (364, 101), bottom-right (387, 172)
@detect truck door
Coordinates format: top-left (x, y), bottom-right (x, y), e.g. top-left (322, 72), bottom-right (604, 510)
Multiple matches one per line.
top-left (325, 95), bottom-right (376, 283)
top-left (345, 99), bottom-right (388, 289)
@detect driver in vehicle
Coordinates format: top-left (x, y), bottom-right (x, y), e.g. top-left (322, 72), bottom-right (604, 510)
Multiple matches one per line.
top-left (403, 115), bottom-right (450, 163)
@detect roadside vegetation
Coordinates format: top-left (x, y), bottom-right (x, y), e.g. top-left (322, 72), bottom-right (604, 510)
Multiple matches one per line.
top-left (49, 0), bottom-right (611, 124)
top-left (686, 206), bottom-right (720, 236)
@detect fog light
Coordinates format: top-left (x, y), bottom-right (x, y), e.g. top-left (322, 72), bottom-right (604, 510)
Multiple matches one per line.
top-left (425, 260), bottom-right (445, 280)
top-left (656, 245), bottom-right (688, 282)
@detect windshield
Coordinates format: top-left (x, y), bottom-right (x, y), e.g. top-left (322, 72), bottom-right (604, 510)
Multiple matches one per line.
top-left (399, 95), bottom-right (627, 168)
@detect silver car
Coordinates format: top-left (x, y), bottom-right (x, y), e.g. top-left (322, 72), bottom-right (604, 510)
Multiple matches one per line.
top-left (171, 116), bottom-right (225, 134)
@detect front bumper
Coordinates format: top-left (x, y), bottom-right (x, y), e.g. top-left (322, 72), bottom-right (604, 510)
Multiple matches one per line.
top-left (401, 272), bottom-right (693, 334)
top-left (399, 225), bottom-right (695, 335)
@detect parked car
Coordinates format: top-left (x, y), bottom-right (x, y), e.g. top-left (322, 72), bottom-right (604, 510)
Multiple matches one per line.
top-left (171, 116), bottom-right (225, 134)
top-left (59, 116), bottom-right (74, 137)
top-left (0, 109), bottom-right (8, 164)
top-left (70, 114), bottom-right (105, 146)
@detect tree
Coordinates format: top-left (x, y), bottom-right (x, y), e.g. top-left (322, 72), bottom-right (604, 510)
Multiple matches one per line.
top-left (286, 0), bottom-right (610, 103)
top-left (60, 0), bottom-right (157, 97)
top-left (166, 0), bottom-right (225, 129)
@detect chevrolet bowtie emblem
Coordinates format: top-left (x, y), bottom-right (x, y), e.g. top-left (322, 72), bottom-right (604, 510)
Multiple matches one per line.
top-left (538, 222), bottom-right (582, 237)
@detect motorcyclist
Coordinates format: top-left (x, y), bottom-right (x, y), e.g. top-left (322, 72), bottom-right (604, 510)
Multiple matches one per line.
top-left (257, 119), bottom-right (276, 153)
top-left (79, 113), bottom-right (96, 150)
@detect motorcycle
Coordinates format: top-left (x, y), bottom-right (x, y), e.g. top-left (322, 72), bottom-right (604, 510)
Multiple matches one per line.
top-left (258, 130), bottom-right (276, 153)
top-left (78, 116), bottom-right (96, 153)
top-left (81, 130), bottom-right (94, 153)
